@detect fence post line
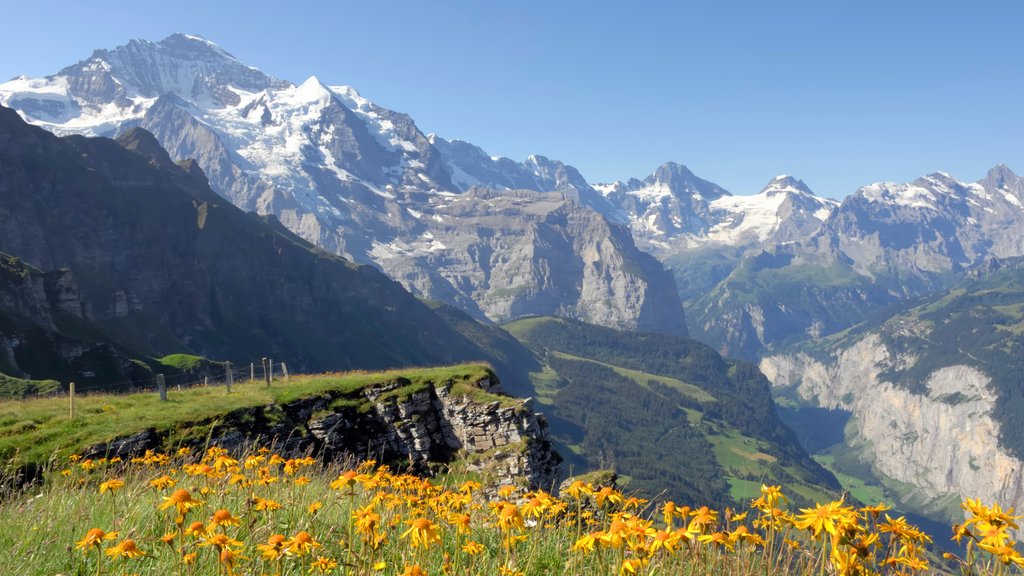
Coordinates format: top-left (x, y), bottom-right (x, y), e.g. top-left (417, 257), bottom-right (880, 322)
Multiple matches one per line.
top-left (69, 382), bottom-right (76, 420)
top-left (282, 362), bottom-right (290, 384)
top-left (226, 361), bottom-right (233, 393)
top-left (157, 374), bottom-right (167, 401)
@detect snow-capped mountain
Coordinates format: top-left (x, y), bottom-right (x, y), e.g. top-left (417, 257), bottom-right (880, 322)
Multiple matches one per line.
top-left (816, 165), bottom-right (1024, 277)
top-left (594, 164), bottom-right (838, 255)
top-left (688, 165), bottom-right (1024, 359)
top-left (0, 33), bottom-right (685, 334)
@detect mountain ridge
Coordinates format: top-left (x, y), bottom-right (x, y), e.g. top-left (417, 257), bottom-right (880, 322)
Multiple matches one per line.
top-left (0, 33), bottom-right (687, 335)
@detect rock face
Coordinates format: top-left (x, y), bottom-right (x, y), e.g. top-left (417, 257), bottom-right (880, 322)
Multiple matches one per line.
top-left (0, 34), bottom-right (685, 335)
top-left (761, 335), bottom-right (1024, 518)
top-left (311, 375), bottom-right (561, 490)
top-left (0, 252), bottom-right (122, 381)
top-left (94, 371), bottom-right (562, 492)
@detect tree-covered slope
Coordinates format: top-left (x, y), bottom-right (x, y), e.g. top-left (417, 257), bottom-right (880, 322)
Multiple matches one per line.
top-left (501, 316), bottom-right (839, 507)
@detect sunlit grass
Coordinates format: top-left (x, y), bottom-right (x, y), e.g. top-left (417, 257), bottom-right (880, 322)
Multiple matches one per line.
top-left (2, 445), bottom-right (1022, 575)
top-left (0, 364), bottom-right (494, 466)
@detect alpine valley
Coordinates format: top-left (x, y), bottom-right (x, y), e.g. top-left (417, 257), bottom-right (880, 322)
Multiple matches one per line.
top-left (3, 33), bottom-right (1024, 528)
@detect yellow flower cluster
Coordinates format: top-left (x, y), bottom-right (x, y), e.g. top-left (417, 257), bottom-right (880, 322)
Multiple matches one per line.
top-left (57, 447), bottom-right (1023, 576)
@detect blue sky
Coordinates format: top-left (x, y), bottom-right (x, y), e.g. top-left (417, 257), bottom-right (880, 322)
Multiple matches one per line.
top-left (2, 0), bottom-right (1021, 198)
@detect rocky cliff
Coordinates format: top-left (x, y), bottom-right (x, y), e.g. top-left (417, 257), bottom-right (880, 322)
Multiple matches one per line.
top-left (87, 370), bottom-right (562, 492)
top-left (761, 335), bottom-right (1024, 519)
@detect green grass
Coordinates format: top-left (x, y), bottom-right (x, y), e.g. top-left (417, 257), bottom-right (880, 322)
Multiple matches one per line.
top-left (728, 478), bottom-right (762, 501)
top-left (813, 455), bottom-right (886, 505)
top-left (549, 351), bottom-right (715, 403)
top-left (0, 372), bottom-right (61, 398)
top-left (0, 364), bottom-right (495, 466)
top-left (707, 427), bottom-right (777, 476)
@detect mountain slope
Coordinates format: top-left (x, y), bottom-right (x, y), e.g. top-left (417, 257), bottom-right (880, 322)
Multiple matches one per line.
top-left (501, 316), bottom-right (838, 506)
top-left (0, 34), bottom-right (685, 335)
top-left (0, 104), bottom-right (497, 382)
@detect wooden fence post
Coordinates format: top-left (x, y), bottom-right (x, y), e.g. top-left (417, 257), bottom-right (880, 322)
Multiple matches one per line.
top-left (69, 382), bottom-right (76, 420)
top-left (282, 362), bottom-right (290, 384)
top-left (226, 362), bottom-right (233, 393)
top-left (269, 359), bottom-right (274, 384)
top-left (262, 357), bottom-right (270, 387)
top-left (204, 376), bottom-right (209, 387)
top-left (157, 374), bottom-right (166, 401)
top-left (250, 362), bottom-right (255, 383)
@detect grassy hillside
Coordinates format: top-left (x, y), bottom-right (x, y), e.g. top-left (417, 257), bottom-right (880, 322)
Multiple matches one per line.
top-left (0, 364), bottom-right (494, 466)
top-left (501, 317), bottom-right (839, 508)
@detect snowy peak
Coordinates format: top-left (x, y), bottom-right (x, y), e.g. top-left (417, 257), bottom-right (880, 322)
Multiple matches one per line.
top-left (644, 161), bottom-right (731, 201)
top-left (981, 164), bottom-right (1021, 192)
top-left (759, 174), bottom-right (815, 197)
top-left (61, 33), bottom-right (284, 107)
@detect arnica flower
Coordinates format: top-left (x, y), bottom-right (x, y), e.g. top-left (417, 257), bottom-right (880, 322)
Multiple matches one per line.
top-left (285, 530), bottom-right (321, 556)
top-left (649, 529), bottom-right (681, 554)
top-left (184, 521), bottom-right (207, 538)
top-left (310, 556), bottom-right (339, 573)
top-left (564, 480), bottom-right (592, 500)
top-left (595, 486), bottom-right (624, 508)
top-left (620, 558), bottom-right (648, 575)
top-left (198, 533), bottom-right (243, 551)
top-left (219, 547), bottom-right (245, 570)
top-left (401, 564), bottom-right (428, 576)
top-left (521, 497), bottom-right (548, 520)
top-left (252, 497), bottom-right (281, 511)
top-left (496, 503), bottom-right (525, 533)
top-left (401, 517), bottom-right (441, 548)
top-left (354, 505), bottom-right (381, 536)
top-left (158, 489), bottom-right (204, 516)
top-left (98, 479), bottom-right (124, 494)
top-left (104, 538), bottom-right (145, 559)
top-left (459, 480), bottom-right (481, 494)
top-left (209, 508), bottom-right (241, 529)
top-left (256, 534), bottom-right (287, 561)
top-left (75, 528), bottom-right (118, 552)
top-left (462, 541), bottom-right (485, 555)
top-left (149, 475), bottom-right (176, 490)
top-left (448, 512), bottom-right (471, 535)
top-left (572, 532), bottom-right (599, 553)
top-left (330, 470), bottom-right (361, 491)
top-left (793, 499), bottom-right (857, 539)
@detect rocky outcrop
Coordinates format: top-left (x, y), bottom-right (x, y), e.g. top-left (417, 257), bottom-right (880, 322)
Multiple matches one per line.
top-left (761, 335), bottom-right (1024, 518)
top-left (302, 374), bottom-right (561, 491)
top-left (85, 371), bottom-right (562, 492)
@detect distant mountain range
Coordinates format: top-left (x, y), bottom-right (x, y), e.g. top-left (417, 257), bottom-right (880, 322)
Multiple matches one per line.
top-left (3, 35), bottom-right (1021, 357)
top-left (0, 34), bottom-right (684, 335)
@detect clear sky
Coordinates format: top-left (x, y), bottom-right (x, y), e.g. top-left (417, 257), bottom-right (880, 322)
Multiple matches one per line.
top-left (2, 0), bottom-right (1021, 198)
